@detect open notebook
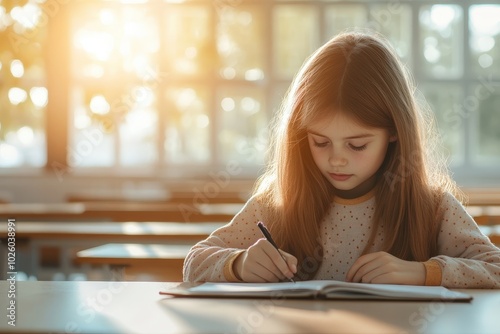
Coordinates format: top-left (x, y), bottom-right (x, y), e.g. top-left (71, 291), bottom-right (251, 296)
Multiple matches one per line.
top-left (161, 280), bottom-right (472, 302)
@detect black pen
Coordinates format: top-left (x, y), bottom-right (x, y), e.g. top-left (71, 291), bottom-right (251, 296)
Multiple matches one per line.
top-left (257, 221), bottom-right (295, 283)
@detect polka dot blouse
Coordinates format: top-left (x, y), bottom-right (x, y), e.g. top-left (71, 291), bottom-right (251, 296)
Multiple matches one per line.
top-left (183, 191), bottom-right (500, 288)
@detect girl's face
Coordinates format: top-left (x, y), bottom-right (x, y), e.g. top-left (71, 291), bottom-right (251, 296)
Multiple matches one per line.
top-left (307, 112), bottom-right (395, 198)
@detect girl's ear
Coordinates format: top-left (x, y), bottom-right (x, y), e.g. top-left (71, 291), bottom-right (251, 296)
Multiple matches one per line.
top-left (389, 135), bottom-right (397, 142)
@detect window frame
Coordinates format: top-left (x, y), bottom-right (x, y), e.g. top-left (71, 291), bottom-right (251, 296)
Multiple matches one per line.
top-left (1, 0), bottom-right (499, 188)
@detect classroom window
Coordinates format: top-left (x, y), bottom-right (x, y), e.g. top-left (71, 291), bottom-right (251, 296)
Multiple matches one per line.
top-left (0, 1), bottom-right (499, 185)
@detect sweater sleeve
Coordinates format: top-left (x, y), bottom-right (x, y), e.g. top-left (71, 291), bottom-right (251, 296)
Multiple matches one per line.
top-left (430, 192), bottom-right (500, 288)
top-left (182, 196), bottom-right (267, 282)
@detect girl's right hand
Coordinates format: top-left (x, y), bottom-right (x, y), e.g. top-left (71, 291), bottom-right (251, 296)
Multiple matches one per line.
top-left (233, 238), bottom-right (297, 282)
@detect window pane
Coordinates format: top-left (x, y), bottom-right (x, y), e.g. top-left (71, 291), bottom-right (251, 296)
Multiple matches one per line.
top-left (164, 86), bottom-right (210, 164)
top-left (70, 4), bottom-right (159, 167)
top-left (369, 4), bottom-right (412, 62)
top-left (70, 88), bottom-right (115, 167)
top-left (272, 84), bottom-right (290, 117)
top-left (325, 5), bottom-right (366, 38)
top-left (164, 6), bottom-right (212, 76)
top-left (72, 5), bottom-right (159, 80)
top-left (217, 87), bottom-right (267, 165)
top-left (419, 5), bottom-right (463, 78)
top-left (0, 3), bottom-right (47, 167)
top-left (119, 87), bottom-right (158, 167)
top-left (469, 5), bottom-right (500, 77)
top-left (419, 85), bottom-right (464, 166)
top-left (474, 84), bottom-right (500, 164)
top-left (217, 5), bottom-right (266, 81)
top-left (273, 5), bottom-right (320, 79)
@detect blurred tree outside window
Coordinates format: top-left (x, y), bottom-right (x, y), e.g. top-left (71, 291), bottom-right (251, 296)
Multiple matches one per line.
top-left (0, 0), bottom-right (499, 185)
top-left (0, 0), bottom-right (47, 167)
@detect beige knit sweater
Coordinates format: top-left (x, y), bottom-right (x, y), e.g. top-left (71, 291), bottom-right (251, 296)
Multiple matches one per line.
top-left (183, 191), bottom-right (500, 288)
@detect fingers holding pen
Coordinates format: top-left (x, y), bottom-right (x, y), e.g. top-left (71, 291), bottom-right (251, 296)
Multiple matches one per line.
top-left (252, 238), bottom-right (297, 281)
top-left (263, 245), bottom-right (297, 283)
top-left (277, 249), bottom-right (298, 279)
top-left (234, 238), bottom-right (297, 283)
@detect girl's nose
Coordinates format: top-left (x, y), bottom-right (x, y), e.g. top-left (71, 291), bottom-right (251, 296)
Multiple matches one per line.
top-left (329, 154), bottom-right (348, 167)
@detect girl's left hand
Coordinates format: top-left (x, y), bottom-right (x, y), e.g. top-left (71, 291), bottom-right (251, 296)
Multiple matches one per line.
top-left (346, 251), bottom-right (426, 285)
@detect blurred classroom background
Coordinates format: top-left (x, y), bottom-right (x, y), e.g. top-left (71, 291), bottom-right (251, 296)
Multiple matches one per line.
top-left (0, 0), bottom-right (499, 282)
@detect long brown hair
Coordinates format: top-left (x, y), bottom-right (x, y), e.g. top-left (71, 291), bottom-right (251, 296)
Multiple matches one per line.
top-left (254, 31), bottom-right (462, 280)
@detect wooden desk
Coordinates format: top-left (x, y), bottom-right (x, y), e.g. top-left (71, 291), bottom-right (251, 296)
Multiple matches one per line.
top-left (0, 221), bottom-right (225, 241)
top-left (75, 243), bottom-right (192, 281)
top-left (0, 202), bottom-right (241, 222)
top-left (0, 221), bottom-right (225, 280)
top-left (0, 202), bottom-right (86, 219)
top-left (0, 281), bottom-right (499, 333)
top-left (464, 188), bottom-right (500, 206)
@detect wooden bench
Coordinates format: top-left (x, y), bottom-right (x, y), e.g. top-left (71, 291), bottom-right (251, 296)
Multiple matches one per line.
top-left (75, 243), bottom-right (192, 281)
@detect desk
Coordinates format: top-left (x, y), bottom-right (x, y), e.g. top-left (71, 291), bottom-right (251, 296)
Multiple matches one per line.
top-left (0, 202), bottom-right (242, 222)
top-left (0, 281), bottom-right (499, 334)
top-left (0, 221), bottom-right (225, 280)
top-left (75, 243), bottom-right (192, 281)
top-left (0, 221), bottom-right (225, 241)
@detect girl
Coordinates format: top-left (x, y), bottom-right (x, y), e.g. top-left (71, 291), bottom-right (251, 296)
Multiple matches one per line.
top-left (183, 32), bottom-right (500, 288)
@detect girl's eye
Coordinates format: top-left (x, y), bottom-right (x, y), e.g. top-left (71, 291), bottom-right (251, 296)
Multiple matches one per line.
top-left (313, 141), bottom-right (329, 148)
top-left (349, 143), bottom-right (367, 151)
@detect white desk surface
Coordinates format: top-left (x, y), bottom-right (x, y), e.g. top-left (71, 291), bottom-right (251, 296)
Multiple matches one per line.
top-left (0, 281), bottom-right (499, 334)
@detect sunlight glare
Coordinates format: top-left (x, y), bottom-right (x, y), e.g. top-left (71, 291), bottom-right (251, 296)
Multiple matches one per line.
top-left (221, 67), bottom-right (236, 79)
top-left (83, 64), bottom-right (105, 78)
top-left (10, 4), bottom-right (42, 29)
top-left (430, 5), bottom-right (457, 30)
top-left (470, 5), bottom-right (500, 35)
top-left (245, 68), bottom-right (264, 81)
top-left (185, 47), bottom-right (197, 59)
top-left (424, 47), bottom-right (440, 63)
top-left (90, 95), bottom-right (111, 115)
top-left (17, 126), bottom-right (34, 146)
top-left (131, 56), bottom-right (157, 80)
top-left (241, 97), bottom-right (260, 115)
top-left (218, 36), bottom-right (233, 55)
top-left (174, 59), bottom-right (196, 74)
top-left (238, 11), bottom-right (252, 25)
top-left (177, 89), bottom-right (196, 109)
top-left (474, 36), bottom-right (495, 53)
top-left (8, 87), bottom-right (28, 105)
top-left (30, 87), bottom-right (48, 108)
top-left (99, 9), bottom-right (116, 25)
top-left (120, 0), bottom-right (149, 3)
top-left (124, 110), bottom-right (157, 136)
top-left (478, 54), bottom-right (493, 68)
top-left (0, 7), bottom-right (11, 30)
top-left (0, 143), bottom-right (22, 167)
top-left (196, 114), bottom-right (209, 128)
top-left (221, 97), bottom-right (235, 112)
top-left (74, 110), bottom-right (92, 130)
top-left (74, 30), bottom-right (115, 61)
top-left (423, 37), bottom-right (440, 63)
top-left (132, 86), bottom-right (155, 107)
top-left (10, 59), bottom-right (24, 78)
